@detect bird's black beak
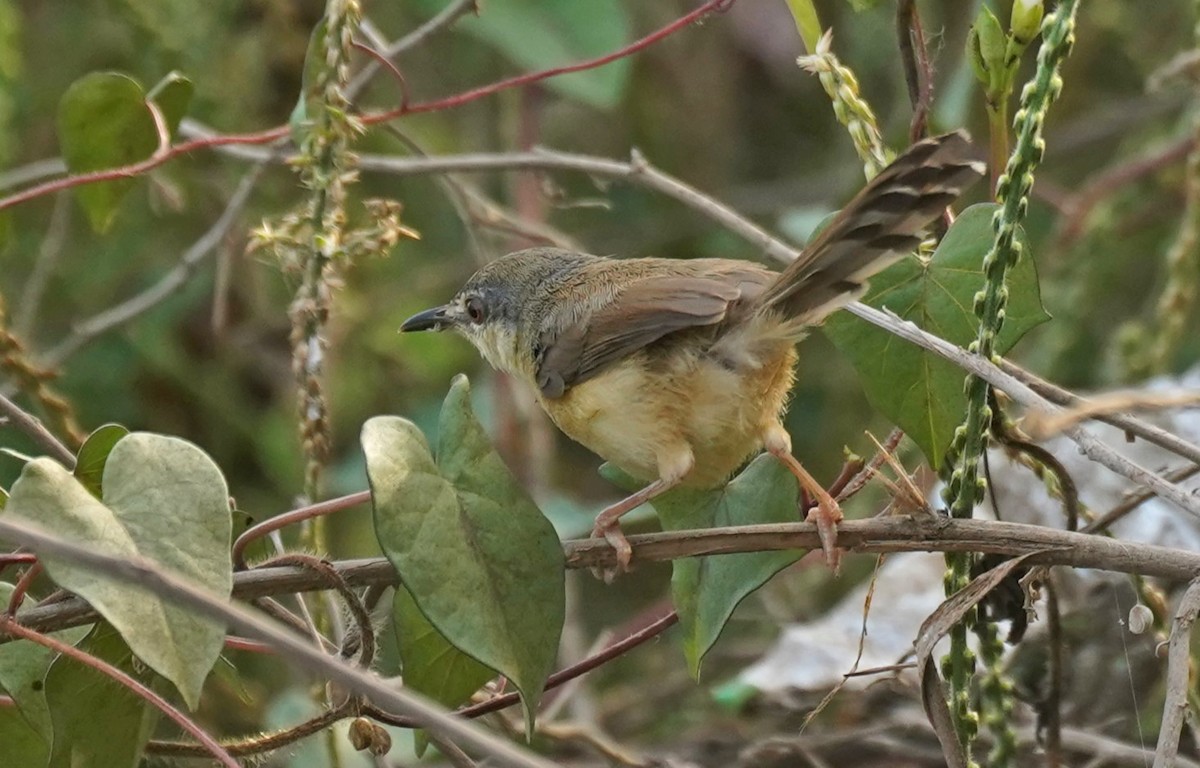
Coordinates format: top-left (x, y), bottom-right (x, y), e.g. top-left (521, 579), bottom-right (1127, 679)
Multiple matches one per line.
top-left (400, 305), bottom-right (453, 332)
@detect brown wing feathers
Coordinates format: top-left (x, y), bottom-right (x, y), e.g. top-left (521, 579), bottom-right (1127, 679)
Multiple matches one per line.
top-left (532, 131), bottom-right (982, 398)
top-left (757, 130), bottom-right (985, 324)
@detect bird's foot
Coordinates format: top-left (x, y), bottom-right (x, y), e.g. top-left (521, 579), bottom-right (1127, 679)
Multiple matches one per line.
top-left (805, 496), bottom-right (843, 573)
top-left (590, 519), bottom-right (632, 583)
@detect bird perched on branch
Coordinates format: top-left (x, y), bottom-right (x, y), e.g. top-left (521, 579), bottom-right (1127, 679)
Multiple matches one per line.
top-left (402, 131), bottom-right (984, 572)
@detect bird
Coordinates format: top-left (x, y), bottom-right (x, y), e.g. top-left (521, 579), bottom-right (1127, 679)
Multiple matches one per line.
top-left (401, 131), bottom-right (985, 572)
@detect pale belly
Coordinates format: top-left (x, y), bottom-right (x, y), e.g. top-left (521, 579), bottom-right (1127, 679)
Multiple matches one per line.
top-left (540, 344), bottom-right (798, 488)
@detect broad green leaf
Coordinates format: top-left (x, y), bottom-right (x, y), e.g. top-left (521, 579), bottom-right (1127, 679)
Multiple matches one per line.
top-left (411, 0), bottom-right (631, 109)
top-left (0, 584), bottom-right (90, 756)
top-left (0, 708), bottom-right (48, 767)
top-left (57, 72), bottom-right (159, 232)
top-left (604, 457), bottom-right (805, 677)
top-left (393, 585), bottom-right (495, 757)
top-left (0, 486), bottom-right (6, 510)
top-left (365, 375), bottom-right (565, 736)
top-left (73, 423), bottom-right (129, 497)
top-left (44, 623), bottom-right (159, 768)
top-left (823, 203), bottom-right (1049, 468)
top-left (3, 433), bottom-right (233, 708)
top-left (145, 70), bottom-right (193, 137)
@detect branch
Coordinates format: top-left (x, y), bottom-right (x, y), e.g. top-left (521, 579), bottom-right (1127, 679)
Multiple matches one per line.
top-left (0, 516), bottom-right (558, 768)
top-left (846, 303), bottom-right (1200, 521)
top-left (11, 516), bottom-right (1200, 640)
top-left (0, 617), bottom-right (238, 768)
top-left (346, 0), bottom-right (479, 100)
top-left (40, 166), bottom-right (264, 366)
top-left (0, 392), bottom-right (76, 468)
top-left (1153, 577), bottom-right (1200, 768)
top-left (0, 0), bottom-right (734, 214)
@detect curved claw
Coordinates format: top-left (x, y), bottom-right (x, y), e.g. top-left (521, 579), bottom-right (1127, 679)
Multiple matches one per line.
top-left (805, 499), bottom-right (843, 573)
top-left (590, 521), bottom-right (633, 582)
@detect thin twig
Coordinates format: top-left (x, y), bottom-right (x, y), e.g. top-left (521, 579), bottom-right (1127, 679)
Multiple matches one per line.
top-left (15, 193), bottom-right (71, 336)
top-left (1153, 576), bottom-right (1200, 768)
top-left (896, 0), bottom-right (933, 142)
top-left (1084, 463), bottom-right (1200, 534)
top-left (847, 303), bottom-right (1200, 521)
top-left (999, 359), bottom-right (1200, 468)
top-left (42, 166), bottom-right (264, 366)
top-left (0, 0), bottom-right (734, 214)
top-left (0, 616), bottom-right (239, 768)
top-left (1053, 134), bottom-right (1195, 249)
top-left (0, 392), bottom-right (76, 468)
top-left (346, 0), bottom-right (478, 101)
top-left (0, 515), bottom-right (559, 768)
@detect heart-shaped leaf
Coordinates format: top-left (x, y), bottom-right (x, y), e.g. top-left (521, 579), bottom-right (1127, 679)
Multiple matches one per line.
top-left (3, 433), bottom-right (233, 708)
top-left (605, 456), bottom-right (805, 677)
top-left (57, 71), bottom-right (190, 232)
top-left (365, 375), bottom-right (564, 736)
top-left (73, 423), bottom-right (129, 497)
top-left (393, 585), bottom-right (495, 757)
top-left (0, 584), bottom-right (90, 761)
top-left (824, 203), bottom-right (1049, 467)
top-left (44, 623), bottom-right (159, 768)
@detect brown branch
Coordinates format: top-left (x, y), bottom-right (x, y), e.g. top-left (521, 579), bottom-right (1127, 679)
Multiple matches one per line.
top-left (1053, 134), bottom-right (1196, 249)
top-left (41, 166), bottom-right (264, 366)
top-left (0, 0), bottom-right (734, 214)
top-left (0, 515), bottom-right (559, 768)
top-left (896, 0), bottom-right (933, 142)
top-left (999, 359), bottom-right (1200, 468)
top-left (0, 392), bottom-right (76, 468)
top-left (149, 702), bottom-right (352, 758)
top-left (1153, 577), bottom-right (1200, 768)
top-left (10, 516), bottom-right (1200, 641)
top-left (346, 0), bottom-right (479, 100)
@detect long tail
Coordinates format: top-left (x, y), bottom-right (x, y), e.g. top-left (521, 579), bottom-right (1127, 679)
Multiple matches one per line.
top-left (756, 130), bottom-right (985, 324)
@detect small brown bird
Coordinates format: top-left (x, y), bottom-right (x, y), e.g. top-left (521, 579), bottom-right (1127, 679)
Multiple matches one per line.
top-left (402, 131), bottom-right (984, 571)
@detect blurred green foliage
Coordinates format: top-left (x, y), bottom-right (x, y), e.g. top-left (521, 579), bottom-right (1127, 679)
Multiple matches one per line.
top-left (1, 0), bottom-right (1199, 754)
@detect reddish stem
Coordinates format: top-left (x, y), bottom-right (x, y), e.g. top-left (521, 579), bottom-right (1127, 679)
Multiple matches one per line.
top-left (224, 635), bottom-right (276, 654)
top-left (368, 607), bottom-right (679, 726)
top-left (5, 561), bottom-right (42, 616)
top-left (0, 0), bottom-right (735, 214)
top-left (0, 552), bottom-right (38, 576)
top-left (0, 617), bottom-right (239, 768)
top-left (231, 490), bottom-right (370, 569)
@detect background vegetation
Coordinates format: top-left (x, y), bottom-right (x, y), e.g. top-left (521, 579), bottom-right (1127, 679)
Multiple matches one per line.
top-left (2, 0), bottom-right (1199, 766)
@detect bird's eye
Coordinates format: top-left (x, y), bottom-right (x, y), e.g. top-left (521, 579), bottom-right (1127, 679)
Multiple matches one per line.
top-left (465, 296), bottom-right (486, 325)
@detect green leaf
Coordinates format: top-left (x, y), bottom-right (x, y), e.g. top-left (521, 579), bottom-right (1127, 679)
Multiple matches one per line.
top-left (646, 456), bottom-right (805, 678)
top-left (145, 70), bottom-right (193, 138)
top-left (412, 0), bottom-right (631, 109)
top-left (0, 486), bottom-right (6, 510)
top-left (0, 584), bottom-right (90, 755)
top-left (823, 203), bottom-right (1049, 468)
top-left (393, 586), bottom-right (495, 757)
top-left (57, 72), bottom-right (158, 232)
top-left (44, 623), bottom-right (159, 768)
top-left (3, 433), bottom-right (233, 708)
top-left (0, 708), bottom-right (49, 767)
top-left (784, 0), bottom-right (823, 53)
top-left (365, 375), bottom-right (565, 736)
top-left (73, 423), bottom-right (129, 497)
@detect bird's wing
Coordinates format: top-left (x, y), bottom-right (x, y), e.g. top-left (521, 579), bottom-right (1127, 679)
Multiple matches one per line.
top-left (534, 261), bottom-right (773, 398)
top-left (757, 130), bottom-right (985, 324)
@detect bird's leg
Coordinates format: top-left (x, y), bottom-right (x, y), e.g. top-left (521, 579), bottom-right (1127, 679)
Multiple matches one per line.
top-left (763, 426), bottom-right (842, 571)
top-left (592, 448), bottom-right (694, 575)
